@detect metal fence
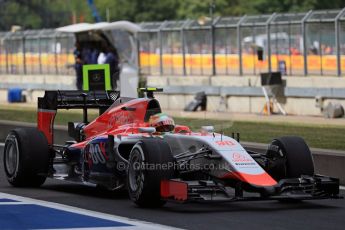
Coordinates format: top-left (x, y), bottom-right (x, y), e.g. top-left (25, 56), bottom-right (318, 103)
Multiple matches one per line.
top-left (138, 8), bottom-right (345, 76)
top-left (1, 9), bottom-right (345, 77)
top-left (0, 29), bottom-right (75, 75)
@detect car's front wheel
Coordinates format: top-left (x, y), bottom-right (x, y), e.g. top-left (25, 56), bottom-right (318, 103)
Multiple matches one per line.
top-left (266, 135), bottom-right (315, 182)
top-left (127, 139), bottom-right (174, 208)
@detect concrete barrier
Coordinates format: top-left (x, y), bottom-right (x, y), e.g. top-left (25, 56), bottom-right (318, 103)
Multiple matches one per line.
top-left (146, 76), bottom-right (345, 116)
top-left (1, 74), bottom-right (345, 116)
top-left (0, 120), bottom-right (344, 185)
top-left (146, 75), bottom-right (345, 89)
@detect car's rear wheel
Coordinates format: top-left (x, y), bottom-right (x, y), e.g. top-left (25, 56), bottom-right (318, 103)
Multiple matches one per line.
top-left (127, 139), bottom-right (174, 208)
top-left (3, 128), bottom-right (50, 187)
top-left (267, 136), bottom-right (314, 180)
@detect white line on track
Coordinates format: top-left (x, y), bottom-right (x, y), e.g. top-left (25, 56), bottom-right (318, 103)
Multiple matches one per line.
top-left (0, 192), bottom-right (182, 230)
top-left (0, 142), bottom-right (4, 147)
top-left (0, 202), bottom-right (31, 205)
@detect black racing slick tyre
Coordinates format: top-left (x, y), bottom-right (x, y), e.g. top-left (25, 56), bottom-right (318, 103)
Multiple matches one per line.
top-left (267, 136), bottom-right (314, 179)
top-left (3, 128), bottom-right (50, 187)
top-left (127, 139), bottom-right (175, 208)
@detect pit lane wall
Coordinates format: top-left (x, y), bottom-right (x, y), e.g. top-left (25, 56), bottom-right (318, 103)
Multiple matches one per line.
top-left (0, 120), bottom-right (344, 185)
top-left (0, 74), bottom-right (74, 103)
top-left (1, 74), bottom-right (345, 116)
top-left (147, 75), bottom-right (345, 116)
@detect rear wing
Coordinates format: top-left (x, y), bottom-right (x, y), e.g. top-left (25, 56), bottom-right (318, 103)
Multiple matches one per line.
top-left (37, 90), bottom-right (119, 145)
top-left (38, 90), bottom-right (119, 110)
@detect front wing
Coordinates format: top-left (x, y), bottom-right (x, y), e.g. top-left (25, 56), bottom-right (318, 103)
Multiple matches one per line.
top-left (161, 174), bottom-right (341, 203)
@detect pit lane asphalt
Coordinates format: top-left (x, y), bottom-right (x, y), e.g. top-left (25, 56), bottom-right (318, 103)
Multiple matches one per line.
top-left (0, 145), bottom-right (344, 230)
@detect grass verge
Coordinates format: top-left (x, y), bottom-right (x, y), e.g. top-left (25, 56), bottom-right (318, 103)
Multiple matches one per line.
top-left (0, 106), bottom-right (344, 150)
top-left (174, 117), bottom-right (345, 151)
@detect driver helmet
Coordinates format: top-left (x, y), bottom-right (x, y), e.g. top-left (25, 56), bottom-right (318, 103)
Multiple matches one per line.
top-left (149, 113), bottom-right (175, 132)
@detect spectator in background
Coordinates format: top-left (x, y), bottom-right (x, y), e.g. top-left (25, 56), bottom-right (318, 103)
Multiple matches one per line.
top-left (96, 42), bottom-right (120, 89)
top-left (90, 43), bottom-right (100, 64)
top-left (290, 46), bottom-right (300, 55)
top-left (309, 45), bottom-right (318, 55)
top-left (309, 41), bottom-right (319, 55)
top-left (97, 43), bottom-right (107, 64)
top-left (73, 41), bottom-right (83, 90)
top-left (105, 46), bottom-right (120, 89)
top-left (81, 43), bottom-right (92, 65)
top-left (321, 44), bottom-right (333, 55)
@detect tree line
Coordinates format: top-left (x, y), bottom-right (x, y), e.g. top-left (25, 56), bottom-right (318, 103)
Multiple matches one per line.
top-left (0, 0), bottom-right (344, 30)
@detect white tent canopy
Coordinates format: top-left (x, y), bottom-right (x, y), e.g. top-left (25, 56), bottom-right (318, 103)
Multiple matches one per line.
top-left (56, 21), bottom-right (141, 34)
top-left (56, 21), bottom-right (141, 98)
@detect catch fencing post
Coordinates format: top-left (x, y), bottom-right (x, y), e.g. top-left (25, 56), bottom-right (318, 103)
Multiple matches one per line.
top-left (237, 15), bottom-right (246, 76)
top-left (266, 13), bottom-right (277, 73)
top-left (335, 7), bottom-right (345, 76)
top-left (181, 20), bottom-right (190, 76)
top-left (158, 21), bottom-right (167, 76)
top-left (301, 10), bottom-right (312, 76)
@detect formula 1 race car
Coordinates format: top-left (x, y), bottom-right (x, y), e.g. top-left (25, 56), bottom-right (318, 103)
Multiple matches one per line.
top-left (3, 88), bottom-right (341, 207)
